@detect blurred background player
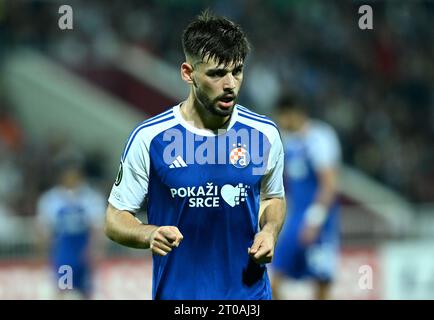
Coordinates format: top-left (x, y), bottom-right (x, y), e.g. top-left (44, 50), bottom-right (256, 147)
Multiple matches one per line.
top-left (271, 94), bottom-right (341, 300)
top-left (36, 151), bottom-right (106, 299)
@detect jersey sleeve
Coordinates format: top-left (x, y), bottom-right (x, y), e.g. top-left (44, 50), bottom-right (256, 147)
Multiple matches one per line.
top-left (86, 188), bottom-right (107, 228)
top-left (36, 193), bottom-right (54, 228)
top-left (260, 132), bottom-right (285, 200)
top-left (308, 124), bottom-right (341, 170)
top-left (108, 132), bottom-right (150, 214)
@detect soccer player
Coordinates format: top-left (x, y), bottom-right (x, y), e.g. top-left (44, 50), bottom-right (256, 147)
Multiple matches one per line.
top-left (104, 11), bottom-right (286, 300)
top-left (37, 155), bottom-right (106, 299)
top-left (271, 95), bottom-right (341, 300)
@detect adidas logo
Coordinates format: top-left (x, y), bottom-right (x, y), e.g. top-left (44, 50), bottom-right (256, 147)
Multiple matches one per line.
top-left (169, 155), bottom-right (188, 168)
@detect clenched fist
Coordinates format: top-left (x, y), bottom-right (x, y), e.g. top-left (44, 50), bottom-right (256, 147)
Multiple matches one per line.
top-left (149, 226), bottom-right (184, 256)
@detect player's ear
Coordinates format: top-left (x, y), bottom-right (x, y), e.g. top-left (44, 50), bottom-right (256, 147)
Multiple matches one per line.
top-left (181, 62), bottom-right (194, 85)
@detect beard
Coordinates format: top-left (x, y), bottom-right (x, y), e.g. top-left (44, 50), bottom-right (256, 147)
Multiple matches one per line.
top-left (195, 87), bottom-right (237, 117)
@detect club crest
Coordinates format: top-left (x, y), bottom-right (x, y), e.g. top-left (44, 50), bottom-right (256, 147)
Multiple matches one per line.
top-left (229, 144), bottom-right (250, 168)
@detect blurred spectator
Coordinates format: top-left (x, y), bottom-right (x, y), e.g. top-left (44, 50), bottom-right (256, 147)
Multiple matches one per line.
top-left (0, 96), bottom-right (24, 152)
top-left (0, 95), bottom-right (25, 213)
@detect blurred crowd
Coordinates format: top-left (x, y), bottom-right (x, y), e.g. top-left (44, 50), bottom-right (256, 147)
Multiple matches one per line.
top-left (0, 91), bottom-right (108, 218)
top-left (1, 0), bottom-right (434, 207)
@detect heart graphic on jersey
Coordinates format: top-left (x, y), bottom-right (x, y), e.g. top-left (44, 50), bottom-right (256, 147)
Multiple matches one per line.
top-left (221, 184), bottom-right (241, 207)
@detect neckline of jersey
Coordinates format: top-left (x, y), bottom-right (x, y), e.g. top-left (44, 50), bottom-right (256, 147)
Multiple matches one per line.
top-left (173, 103), bottom-right (239, 137)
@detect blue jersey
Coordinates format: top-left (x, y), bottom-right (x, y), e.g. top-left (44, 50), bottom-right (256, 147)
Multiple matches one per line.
top-left (283, 120), bottom-right (340, 222)
top-left (37, 185), bottom-right (105, 268)
top-left (109, 104), bottom-right (285, 300)
top-left (273, 120), bottom-right (341, 280)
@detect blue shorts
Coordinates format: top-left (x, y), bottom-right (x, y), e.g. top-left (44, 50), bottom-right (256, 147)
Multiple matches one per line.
top-left (272, 211), bottom-right (339, 282)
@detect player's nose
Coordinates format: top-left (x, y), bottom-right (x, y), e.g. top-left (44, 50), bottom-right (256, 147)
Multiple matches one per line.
top-left (223, 73), bottom-right (236, 90)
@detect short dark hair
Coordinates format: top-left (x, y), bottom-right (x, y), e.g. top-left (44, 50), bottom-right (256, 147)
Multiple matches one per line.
top-left (276, 94), bottom-right (309, 114)
top-left (53, 150), bottom-right (85, 176)
top-left (182, 10), bottom-right (250, 67)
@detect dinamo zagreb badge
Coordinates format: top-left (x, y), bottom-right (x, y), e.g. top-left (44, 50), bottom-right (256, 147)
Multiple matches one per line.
top-left (229, 144), bottom-right (250, 168)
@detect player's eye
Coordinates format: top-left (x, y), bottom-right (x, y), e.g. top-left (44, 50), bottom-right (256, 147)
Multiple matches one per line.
top-left (216, 70), bottom-right (227, 77)
top-left (207, 70), bottom-right (227, 78)
top-left (233, 67), bottom-right (243, 76)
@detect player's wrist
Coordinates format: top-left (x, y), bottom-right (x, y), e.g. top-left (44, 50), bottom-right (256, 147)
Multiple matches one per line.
top-left (304, 204), bottom-right (328, 228)
top-left (259, 225), bottom-right (278, 243)
top-left (143, 225), bottom-right (160, 248)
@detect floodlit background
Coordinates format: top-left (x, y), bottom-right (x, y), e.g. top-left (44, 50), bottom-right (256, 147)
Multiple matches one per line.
top-left (0, 0), bottom-right (433, 299)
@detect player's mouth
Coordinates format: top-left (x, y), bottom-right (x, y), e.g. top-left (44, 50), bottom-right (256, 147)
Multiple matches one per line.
top-left (217, 95), bottom-right (235, 109)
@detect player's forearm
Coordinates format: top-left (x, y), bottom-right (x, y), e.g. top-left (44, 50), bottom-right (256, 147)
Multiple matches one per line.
top-left (259, 197), bottom-right (286, 242)
top-left (305, 168), bottom-right (339, 227)
top-left (314, 168), bottom-right (338, 209)
top-left (104, 204), bottom-right (158, 249)
top-left (315, 187), bottom-right (336, 209)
